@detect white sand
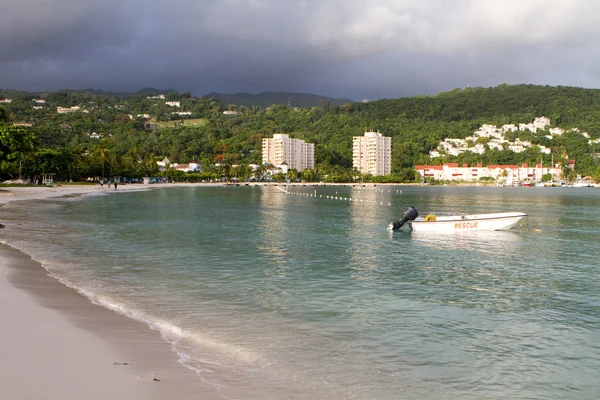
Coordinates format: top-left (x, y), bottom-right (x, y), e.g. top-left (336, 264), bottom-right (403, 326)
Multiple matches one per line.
top-left (0, 182), bottom-right (193, 205)
top-left (0, 246), bottom-right (159, 400)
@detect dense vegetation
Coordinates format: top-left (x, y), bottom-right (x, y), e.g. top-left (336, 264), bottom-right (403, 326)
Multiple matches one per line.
top-left (1, 84), bottom-right (600, 184)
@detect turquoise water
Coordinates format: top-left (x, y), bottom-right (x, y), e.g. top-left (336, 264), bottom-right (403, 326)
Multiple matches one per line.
top-left (2, 185), bottom-right (600, 399)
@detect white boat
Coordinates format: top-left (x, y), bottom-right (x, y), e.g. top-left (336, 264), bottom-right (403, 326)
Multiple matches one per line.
top-left (572, 181), bottom-right (593, 188)
top-left (388, 207), bottom-right (527, 233)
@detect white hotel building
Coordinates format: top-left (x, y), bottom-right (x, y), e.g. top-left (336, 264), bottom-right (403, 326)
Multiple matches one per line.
top-left (352, 131), bottom-right (392, 176)
top-left (262, 134), bottom-right (315, 172)
top-left (415, 162), bottom-right (563, 184)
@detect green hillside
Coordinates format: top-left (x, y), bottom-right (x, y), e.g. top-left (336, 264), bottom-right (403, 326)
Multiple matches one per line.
top-left (1, 84), bottom-right (600, 183)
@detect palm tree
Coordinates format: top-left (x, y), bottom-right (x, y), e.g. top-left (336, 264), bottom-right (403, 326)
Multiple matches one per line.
top-left (121, 147), bottom-right (141, 176)
top-left (142, 153), bottom-right (159, 177)
top-left (287, 168), bottom-right (299, 182)
top-left (561, 162), bottom-right (577, 184)
top-left (236, 164), bottom-right (252, 182)
top-left (254, 163), bottom-right (268, 181)
top-left (217, 163), bottom-right (232, 182)
top-left (163, 163), bottom-right (174, 182)
top-left (352, 167), bottom-right (364, 183)
top-left (91, 140), bottom-right (112, 181)
top-left (60, 146), bottom-right (84, 182)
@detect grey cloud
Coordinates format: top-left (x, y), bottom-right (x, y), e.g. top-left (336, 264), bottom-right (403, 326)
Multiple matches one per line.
top-left (1, 1), bottom-right (138, 61)
top-left (1, 0), bottom-right (600, 99)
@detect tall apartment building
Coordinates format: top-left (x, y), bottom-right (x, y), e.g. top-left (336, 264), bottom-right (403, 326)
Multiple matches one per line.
top-left (262, 134), bottom-right (315, 172)
top-left (352, 131), bottom-right (392, 176)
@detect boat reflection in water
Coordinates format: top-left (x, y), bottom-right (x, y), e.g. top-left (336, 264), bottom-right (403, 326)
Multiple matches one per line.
top-left (409, 229), bottom-right (524, 255)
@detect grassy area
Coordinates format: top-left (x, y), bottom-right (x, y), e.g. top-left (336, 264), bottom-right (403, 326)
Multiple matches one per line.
top-left (154, 118), bottom-right (208, 128)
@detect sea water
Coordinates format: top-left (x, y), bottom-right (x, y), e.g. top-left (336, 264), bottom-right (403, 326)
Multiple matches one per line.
top-left (1, 185), bottom-right (599, 399)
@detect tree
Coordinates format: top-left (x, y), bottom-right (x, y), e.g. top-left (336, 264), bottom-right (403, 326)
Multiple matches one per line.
top-left (592, 166), bottom-right (600, 183)
top-left (121, 147), bottom-right (141, 176)
top-left (0, 106), bottom-right (8, 124)
top-left (90, 140), bottom-right (112, 180)
top-left (254, 163), bottom-right (273, 181)
top-left (236, 164), bottom-right (252, 181)
top-left (561, 164), bottom-right (577, 183)
top-left (32, 148), bottom-right (62, 182)
top-left (287, 168), bottom-right (299, 182)
top-left (60, 147), bottom-right (84, 182)
top-left (163, 163), bottom-right (174, 182)
top-left (0, 125), bottom-right (37, 181)
top-left (142, 153), bottom-right (159, 177)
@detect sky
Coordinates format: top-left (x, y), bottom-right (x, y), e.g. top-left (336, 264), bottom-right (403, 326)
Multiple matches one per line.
top-left (2, 0), bottom-right (600, 100)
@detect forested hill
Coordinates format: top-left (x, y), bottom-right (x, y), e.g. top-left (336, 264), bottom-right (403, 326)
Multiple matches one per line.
top-left (202, 91), bottom-right (354, 107)
top-left (1, 84), bottom-right (600, 183)
top-left (351, 84), bottom-right (600, 130)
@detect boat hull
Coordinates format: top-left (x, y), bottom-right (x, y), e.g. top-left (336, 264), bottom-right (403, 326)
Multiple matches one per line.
top-left (572, 182), bottom-right (592, 187)
top-left (409, 212), bottom-right (527, 233)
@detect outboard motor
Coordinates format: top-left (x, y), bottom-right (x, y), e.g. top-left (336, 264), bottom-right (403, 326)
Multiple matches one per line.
top-left (389, 206), bottom-right (419, 230)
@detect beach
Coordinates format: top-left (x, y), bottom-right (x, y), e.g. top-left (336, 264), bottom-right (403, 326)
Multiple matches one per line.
top-left (2, 183), bottom-right (599, 399)
top-left (0, 184), bottom-right (220, 400)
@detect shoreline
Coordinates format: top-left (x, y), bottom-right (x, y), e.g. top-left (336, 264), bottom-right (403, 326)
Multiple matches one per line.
top-left (0, 183), bottom-right (225, 399)
top-left (0, 244), bottom-right (219, 399)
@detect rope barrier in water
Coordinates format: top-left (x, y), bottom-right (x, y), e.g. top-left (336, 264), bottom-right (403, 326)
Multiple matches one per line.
top-left (281, 187), bottom-right (403, 206)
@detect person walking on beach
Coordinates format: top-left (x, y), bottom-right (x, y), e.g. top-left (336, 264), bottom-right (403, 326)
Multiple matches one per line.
top-left (114, 181), bottom-right (118, 190)
top-left (100, 179), bottom-right (104, 187)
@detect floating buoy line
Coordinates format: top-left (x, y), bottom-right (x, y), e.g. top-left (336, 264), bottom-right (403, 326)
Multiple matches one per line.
top-left (275, 186), bottom-right (403, 206)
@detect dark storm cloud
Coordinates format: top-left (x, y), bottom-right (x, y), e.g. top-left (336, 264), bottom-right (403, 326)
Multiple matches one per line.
top-left (2, 0), bottom-right (600, 99)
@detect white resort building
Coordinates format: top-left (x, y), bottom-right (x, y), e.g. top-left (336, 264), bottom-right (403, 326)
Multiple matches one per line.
top-left (352, 131), bottom-right (392, 176)
top-left (262, 134), bottom-right (315, 172)
top-left (426, 116), bottom-right (596, 159)
top-left (156, 158), bottom-right (201, 172)
top-left (415, 162), bottom-right (564, 184)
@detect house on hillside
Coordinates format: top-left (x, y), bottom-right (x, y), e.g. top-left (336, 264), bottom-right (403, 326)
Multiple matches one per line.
top-left (57, 106), bottom-right (80, 114)
top-left (156, 158), bottom-right (171, 171)
top-left (533, 116), bottom-right (551, 130)
top-left (519, 123), bottom-right (536, 133)
top-left (174, 161), bottom-right (201, 172)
